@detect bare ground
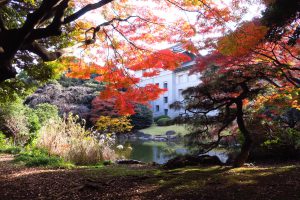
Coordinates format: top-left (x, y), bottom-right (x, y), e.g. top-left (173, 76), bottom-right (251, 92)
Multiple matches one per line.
top-left (1, 154), bottom-right (300, 200)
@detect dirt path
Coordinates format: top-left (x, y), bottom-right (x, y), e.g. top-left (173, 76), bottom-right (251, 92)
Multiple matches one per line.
top-left (0, 154), bottom-right (159, 200)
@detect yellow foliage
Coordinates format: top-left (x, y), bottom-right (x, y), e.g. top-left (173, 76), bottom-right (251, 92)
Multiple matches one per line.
top-left (218, 22), bottom-right (268, 56)
top-left (252, 87), bottom-right (300, 113)
top-left (96, 116), bottom-right (133, 134)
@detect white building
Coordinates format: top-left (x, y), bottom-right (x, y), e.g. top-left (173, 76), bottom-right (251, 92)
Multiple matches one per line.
top-left (136, 51), bottom-right (201, 118)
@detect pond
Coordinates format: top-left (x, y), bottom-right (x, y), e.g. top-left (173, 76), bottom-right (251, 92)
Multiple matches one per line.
top-left (115, 139), bottom-right (229, 164)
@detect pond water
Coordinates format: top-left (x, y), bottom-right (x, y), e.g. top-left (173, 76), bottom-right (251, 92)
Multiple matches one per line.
top-left (115, 139), bottom-right (229, 164)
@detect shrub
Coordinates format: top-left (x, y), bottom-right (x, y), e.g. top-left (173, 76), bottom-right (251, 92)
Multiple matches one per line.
top-left (14, 148), bottom-right (73, 168)
top-left (130, 104), bottom-right (153, 130)
top-left (0, 146), bottom-right (22, 154)
top-left (34, 103), bottom-right (59, 125)
top-left (0, 132), bottom-right (22, 154)
top-left (262, 127), bottom-right (300, 150)
top-left (156, 118), bottom-right (172, 126)
top-left (154, 115), bottom-right (170, 122)
top-left (0, 131), bottom-right (6, 147)
top-left (0, 98), bottom-right (33, 145)
top-left (95, 115), bottom-right (133, 134)
top-left (37, 114), bottom-right (116, 165)
top-left (25, 80), bottom-right (100, 124)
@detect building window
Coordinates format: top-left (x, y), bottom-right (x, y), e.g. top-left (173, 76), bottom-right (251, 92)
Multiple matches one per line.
top-left (178, 89), bottom-right (183, 98)
top-left (178, 75), bottom-right (183, 83)
top-left (163, 82), bottom-right (168, 89)
top-left (156, 105), bottom-right (160, 112)
top-left (164, 97), bottom-right (168, 103)
top-left (164, 109), bottom-right (168, 116)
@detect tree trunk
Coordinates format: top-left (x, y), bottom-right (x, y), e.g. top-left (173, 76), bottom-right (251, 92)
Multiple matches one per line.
top-left (233, 135), bottom-right (252, 167)
top-left (0, 58), bottom-right (16, 82)
top-left (233, 99), bottom-right (253, 167)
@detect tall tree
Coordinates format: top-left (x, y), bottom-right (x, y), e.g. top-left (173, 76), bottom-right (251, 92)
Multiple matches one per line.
top-left (176, 0), bottom-right (299, 166)
top-left (0, 0), bottom-right (210, 112)
top-left (2, 0), bottom-right (254, 112)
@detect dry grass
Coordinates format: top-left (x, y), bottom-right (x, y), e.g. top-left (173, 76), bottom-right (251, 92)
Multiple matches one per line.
top-left (37, 114), bottom-right (115, 165)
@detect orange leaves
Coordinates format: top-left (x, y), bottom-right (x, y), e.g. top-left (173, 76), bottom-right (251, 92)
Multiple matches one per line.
top-left (130, 49), bottom-right (191, 72)
top-left (65, 42), bottom-right (192, 115)
top-left (217, 21), bottom-right (268, 57)
top-left (65, 0), bottom-right (270, 116)
top-left (142, 69), bottom-right (160, 77)
top-left (99, 83), bottom-right (166, 115)
top-left (66, 62), bottom-right (105, 79)
top-left (262, 0), bottom-right (276, 6)
top-left (253, 87), bottom-right (300, 114)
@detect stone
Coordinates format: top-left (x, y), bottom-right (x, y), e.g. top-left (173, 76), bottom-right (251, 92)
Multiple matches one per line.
top-left (163, 155), bottom-right (200, 169)
top-left (135, 131), bottom-right (146, 137)
top-left (138, 136), bottom-right (150, 141)
top-left (198, 155), bottom-right (223, 165)
top-left (166, 130), bottom-right (176, 136)
top-left (153, 136), bottom-right (167, 141)
top-left (116, 159), bottom-right (144, 164)
top-left (167, 135), bottom-right (178, 140)
top-left (163, 155), bottom-right (223, 169)
top-left (143, 133), bottom-right (152, 138)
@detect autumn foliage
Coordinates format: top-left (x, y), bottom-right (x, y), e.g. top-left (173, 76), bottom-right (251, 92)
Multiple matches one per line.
top-left (60, 0), bottom-right (239, 115)
top-left (67, 48), bottom-right (191, 114)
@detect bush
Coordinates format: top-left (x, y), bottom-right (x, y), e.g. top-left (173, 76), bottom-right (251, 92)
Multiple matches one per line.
top-left (156, 118), bottom-right (173, 126)
top-left (95, 115), bottom-right (133, 134)
top-left (0, 98), bottom-right (33, 145)
top-left (262, 127), bottom-right (300, 150)
top-left (0, 132), bottom-right (22, 154)
top-left (154, 115), bottom-right (170, 122)
top-left (14, 148), bottom-right (73, 168)
top-left (0, 146), bottom-right (22, 154)
top-left (25, 80), bottom-right (100, 124)
top-left (34, 103), bottom-right (59, 125)
top-left (0, 131), bottom-right (6, 147)
top-left (37, 113), bottom-right (116, 165)
top-left (130, 104), bottom-right (153, 130)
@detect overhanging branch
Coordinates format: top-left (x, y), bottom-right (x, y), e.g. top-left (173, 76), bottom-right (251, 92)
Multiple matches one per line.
top-left (63, 0), bottom-right (114, 24)
top-left (25, 41), bottom-right (63, 61)
top-left (0, 0), bottom-right (9, 7)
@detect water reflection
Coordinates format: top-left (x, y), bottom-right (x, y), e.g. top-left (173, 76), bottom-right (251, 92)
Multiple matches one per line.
top-left (116, 138), bottom-right (230, 164)
top-left (116, 140), bottom-right (189, 164)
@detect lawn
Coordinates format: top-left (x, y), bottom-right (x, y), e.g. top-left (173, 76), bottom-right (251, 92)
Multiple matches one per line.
top-left (139, 124), bottom-right (190, 136)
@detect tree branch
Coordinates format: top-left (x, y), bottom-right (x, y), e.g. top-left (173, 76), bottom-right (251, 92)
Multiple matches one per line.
top-left (27, 0), bottom-right (69, 41)
top-left (0, 0), bottom-right (9, 7)
top-left (25, 41), bottom-right (63, 61)
top-left (63, 0), bottom-right (113, 24)
top-left (0, 15), bottom-right (6, 31)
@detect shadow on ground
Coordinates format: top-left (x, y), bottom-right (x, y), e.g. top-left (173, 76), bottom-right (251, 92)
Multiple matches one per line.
top-left (0, 154), bottom-right (300, 200)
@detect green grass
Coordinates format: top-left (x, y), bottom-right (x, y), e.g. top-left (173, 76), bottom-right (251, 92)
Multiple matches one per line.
top-left (13, 149), bottom-right (74, 168)
top-left (0, 146), bottom-right (22, 154)
top-left (140, 124), bottom-right (190, 136)
top-left (84, 165), bottom-right (159, 177)
top-left (0, 143), bottom-right (74, 169)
